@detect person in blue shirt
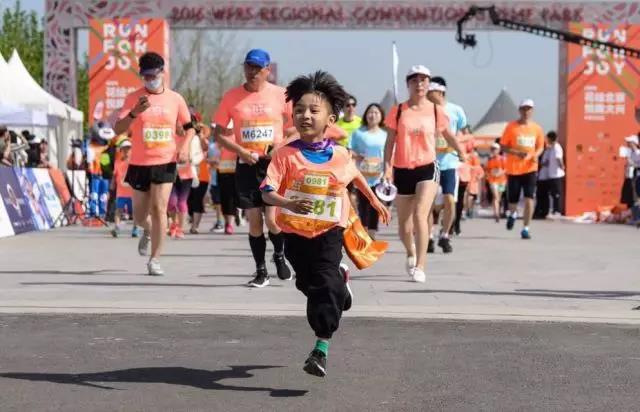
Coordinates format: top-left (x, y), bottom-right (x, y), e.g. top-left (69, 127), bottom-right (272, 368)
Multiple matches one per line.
top-left (349, 103), bottom-right (388, 239)
top-left (427, 76), bottom-right (468, 254)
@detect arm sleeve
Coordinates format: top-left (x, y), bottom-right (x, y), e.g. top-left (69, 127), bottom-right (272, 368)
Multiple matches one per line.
top-left (118, 93), bottom-right (137, 120)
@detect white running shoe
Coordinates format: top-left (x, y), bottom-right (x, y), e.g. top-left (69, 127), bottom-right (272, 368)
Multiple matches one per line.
top-left (405, 255), bottom-right (416, 276)
top-left (138, 232), bottom-right (151, 256)
top-left (147, 258), bottom-right (164, 276)
top-left (412, 267), bottom-right (426, 283)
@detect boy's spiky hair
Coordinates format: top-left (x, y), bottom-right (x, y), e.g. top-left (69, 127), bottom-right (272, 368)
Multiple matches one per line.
top-left (285, 71), bottom-right (348, 116)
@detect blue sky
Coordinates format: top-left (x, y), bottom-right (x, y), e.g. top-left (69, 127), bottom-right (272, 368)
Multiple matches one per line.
top-left (12, 0), bottom-right (558, 130)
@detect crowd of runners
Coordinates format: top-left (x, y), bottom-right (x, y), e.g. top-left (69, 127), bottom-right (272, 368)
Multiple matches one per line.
top-left (109, 48), bottom-right (549, 377)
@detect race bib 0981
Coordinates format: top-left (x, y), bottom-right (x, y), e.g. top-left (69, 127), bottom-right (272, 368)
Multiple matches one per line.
top-left (281, 190), bottom-right (342, 223)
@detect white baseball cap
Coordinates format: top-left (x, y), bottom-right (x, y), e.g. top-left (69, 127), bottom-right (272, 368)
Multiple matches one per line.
top-left (519, 98), bottom-right (535, 108)
top-left (118, 139), bottom-right (132, 148)
top-left (428, 82), bottom-right (446, 92)
top-left (406, 65), bottom-right (431, 80)
top-left (624, 135), bottom-right (639, 145)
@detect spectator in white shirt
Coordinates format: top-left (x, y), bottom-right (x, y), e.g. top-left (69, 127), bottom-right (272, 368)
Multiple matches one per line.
top-left (535, 131), bottom-right (565, 217)
top-left (620, 134), bottom-right (640, 209)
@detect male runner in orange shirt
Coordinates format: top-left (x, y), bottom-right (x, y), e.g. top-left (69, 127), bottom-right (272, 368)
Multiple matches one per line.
top-left (500, 99), bottom-right (545, 239)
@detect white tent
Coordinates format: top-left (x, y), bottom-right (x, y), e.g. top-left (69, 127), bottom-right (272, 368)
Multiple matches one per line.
top-left (7, 50), bottom-right (82, 122)
top-left (0, 50), bottom-right (84, 168)
top-left (0, 99), bottom-right (48, 126)
top-left (472, 88), bottom-right (518, 150)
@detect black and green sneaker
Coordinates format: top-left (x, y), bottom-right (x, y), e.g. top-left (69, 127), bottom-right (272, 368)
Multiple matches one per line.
top-left (303, 349), bottom-right (327, 377)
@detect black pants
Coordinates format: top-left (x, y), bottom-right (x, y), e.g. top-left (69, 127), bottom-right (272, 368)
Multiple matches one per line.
top-left (218, 173), bottom-right (237, 216)
top-left (284, 227), bottom-right (346, 339)
top-left (356, 188), bottom-right (379, 231)
top-left (453, 181), bottom-right (468, 233)
top-left (535, 178), bottom-right (564, 217)
top-left (187, 181), bottom-right (209, 215)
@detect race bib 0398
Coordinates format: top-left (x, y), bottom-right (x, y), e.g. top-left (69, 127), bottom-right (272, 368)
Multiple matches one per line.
top-left (143, 127), bottom-right (173, 144)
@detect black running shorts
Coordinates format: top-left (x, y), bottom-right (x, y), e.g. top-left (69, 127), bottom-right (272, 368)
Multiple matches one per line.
top-left (507, 172), bottom-right (537, 203)
top-left (125, 162), bottom-right (177, 192)
top-left (393, 163), bottom-right (439, 195)
top-left (235, 158), bottom-right (271, 209)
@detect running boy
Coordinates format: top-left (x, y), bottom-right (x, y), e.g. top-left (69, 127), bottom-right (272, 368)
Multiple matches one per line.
top-left (261, 71), bottom-right (391, 377)
top-left (110, 139), bottom-right (139, 237)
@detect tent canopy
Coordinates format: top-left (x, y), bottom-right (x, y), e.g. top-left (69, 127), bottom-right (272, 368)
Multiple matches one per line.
top-left (0, 51), bottom-right (84, 169)
top-left (6, 50), bottom-right (83, 122)
top-left (473, 88), bottom-right (518, 138)
top-left (0, 55), bottom-right (49, 127)
top-left (0, 100), bottom-right (48, 127)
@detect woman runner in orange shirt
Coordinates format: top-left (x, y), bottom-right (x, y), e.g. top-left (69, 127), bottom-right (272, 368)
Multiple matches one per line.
top-left (383, 65), bottom-right (466, 283)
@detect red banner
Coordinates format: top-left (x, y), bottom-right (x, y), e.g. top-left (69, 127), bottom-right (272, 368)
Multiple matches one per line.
top-left (89, 19), bottom-right (170, 127)
top-left (562, 23), bottom-right (640, 216)
top-left (167, 4), bottom-right (585, 28)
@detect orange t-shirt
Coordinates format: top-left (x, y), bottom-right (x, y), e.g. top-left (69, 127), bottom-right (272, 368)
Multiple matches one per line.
top-left (213, 83), bottom-right (292, 160)
top-left (499, 120), bottom-right (545, 176)
top-left (485, 155), bottom-right (507, 184)
top-left (217, 148), bottom-right (238, 174)
top-left (118, 88), bottom-right (191, 166)
top-left (198, 160), bottom-right (211, 183)
top-left (386, 101), bottom-right (450, 169)
top-left (468, 155), bottom-right (484, 195)
top-left (113, 158), bottom-right (133, 199)
top-left (263, 144), bottom-right (359, 239)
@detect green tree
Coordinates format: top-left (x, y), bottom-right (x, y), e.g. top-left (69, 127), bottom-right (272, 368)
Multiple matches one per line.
top-left (0, 0), bottom-right (44, 85)
top-left (76, 53), bottom-right (89, 125)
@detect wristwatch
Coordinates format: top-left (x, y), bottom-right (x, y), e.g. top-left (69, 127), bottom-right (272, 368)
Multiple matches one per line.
top-left (128, 111), bottom-right (137, 119)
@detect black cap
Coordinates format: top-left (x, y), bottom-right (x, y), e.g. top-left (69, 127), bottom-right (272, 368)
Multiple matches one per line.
top-left (139, 52), bottom-right (164, 75)
top-left (431, 76), bottom-right (447, 87)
